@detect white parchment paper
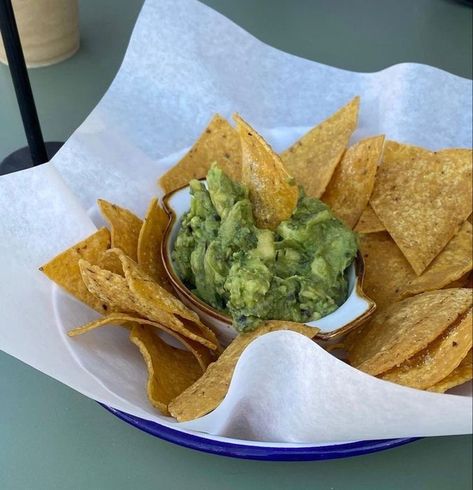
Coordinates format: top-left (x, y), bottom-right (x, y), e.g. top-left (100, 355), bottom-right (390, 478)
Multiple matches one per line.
top-left (0, 0), bottom-right (471, 444)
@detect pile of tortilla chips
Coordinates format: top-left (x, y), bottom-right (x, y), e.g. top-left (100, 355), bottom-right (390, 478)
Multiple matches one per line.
top-left (41, 97), bottom-right (472, 423)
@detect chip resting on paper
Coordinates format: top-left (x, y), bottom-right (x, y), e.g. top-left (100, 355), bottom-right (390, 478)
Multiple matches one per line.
top-left (354, 204), bottom-right (386, 233)
top-left (97, 199), bottom-right (143, 261)
top-left (67, 312), bottom-right (213, 371)
top-left (427, 350), bottom-right (472, 393)
top-left (379, 309), bottom-right (472, 389)
top-left (39, 228), bottom-right (111, 314)
top-left (168, 322), bottom-right (319, 422)
top-left (234, 114), bottom-right (299, 229)
top-left (281, 97), bottom-right (360, 198)
top-left (159, 114), bottom-right (241, 193)
top-left (370, 142), bottom-right (473, 275)
top-left (130, 324), bottom-right (203, 414)
top-left (322, 135), bottom-right (385, 228)
top-left (346, 288), bottom-right (473, 376)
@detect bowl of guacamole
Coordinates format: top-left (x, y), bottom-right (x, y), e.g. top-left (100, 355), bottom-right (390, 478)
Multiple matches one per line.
top-left (162, 165), bottom-right (375, 345)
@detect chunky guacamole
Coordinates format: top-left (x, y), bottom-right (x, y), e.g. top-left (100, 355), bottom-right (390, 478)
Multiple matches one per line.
top-left (172, 165), bottom-right (358, 332)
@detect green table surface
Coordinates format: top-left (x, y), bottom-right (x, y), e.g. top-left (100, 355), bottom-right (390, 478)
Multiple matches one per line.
top-left (1, 1), bottom-right (472, 488)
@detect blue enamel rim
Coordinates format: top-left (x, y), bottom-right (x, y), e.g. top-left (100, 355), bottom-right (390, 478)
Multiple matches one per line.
top-left (100, 404), bottom-right (419, 461)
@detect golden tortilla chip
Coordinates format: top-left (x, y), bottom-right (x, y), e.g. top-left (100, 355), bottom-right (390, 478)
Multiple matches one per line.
top-left (234, 114), bottom-right (298, 229)
top-left (322, 135), bottom-right (385, 228)
top-left (280, 97), bottom-right (360, 198)
top-left (137, 198), bottom-right (173, 291)
top-left (370, 142), bottom-right (473, 274)
top-left (354, 204), bottom-right (386, 233)
top-left (39, 228), bottom-right (111, 314)
top-left (117, 252), bottom-right (219, 350)
top-left (98, 248), bottom-right (125, 276)
top-left (427, 350), bottom-right (472, 393)
top-left (79, 260), bottom-right (216, 350)
top-left (379, 309), bottom-right (472, 389)
top-left (346, 288), bottom-right (472, 376)
top-left (168, 321), bottom-right (319, 422)
top-left (159, 114), bottom-right (241, 193)
top-left (97, 199), bottom-right (142, 261)
top-left (359, 232), bottom-right (415, 310)
top-left (67, 312), bottom-right (214, 371)
top-left (130, 324), bottom-right (203, 415)
top-left (401, 221), bottom-right (473, 297)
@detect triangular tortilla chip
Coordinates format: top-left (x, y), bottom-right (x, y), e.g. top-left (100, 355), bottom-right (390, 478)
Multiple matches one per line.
top-left (97, 199), bottom-right (142, 261)
top-left (427, 350), bottom-right (472, 393)
top-left (322, 135), bottom-right (385, 228)
top-left (346, 288), bottom-right (472, 376)
top-left (370, 142), bottom-right (472, 274)
top-left (359, 232), bottom-right (416, 310)
top-left (401, 220), bottom-right (473, 297)
top-left (137, 198), bottom-right (173, 291)
top-left (380, 309), bottom-right (472, 389)
top-left (39, 228), bottom-right (111, 313)
top-left (281, 97), bottom-right (360, 198)
top-left (234, 114), bottom-right (298, 229)
top-left (159, 114), bottom-right (241, 193)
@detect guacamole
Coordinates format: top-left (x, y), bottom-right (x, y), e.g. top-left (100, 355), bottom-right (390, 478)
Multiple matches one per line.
top-left (172, 165), bottom-right (358, 332)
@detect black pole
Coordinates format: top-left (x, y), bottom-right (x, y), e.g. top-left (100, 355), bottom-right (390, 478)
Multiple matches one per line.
top-left (0, 0), bottom-right (48, 165)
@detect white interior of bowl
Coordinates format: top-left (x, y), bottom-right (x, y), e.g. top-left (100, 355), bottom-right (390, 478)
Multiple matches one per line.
top-left (164, 183), bottom-right (373, 334)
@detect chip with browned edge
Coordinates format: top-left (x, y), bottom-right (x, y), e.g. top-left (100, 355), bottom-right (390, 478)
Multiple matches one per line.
top-left (322, 135), bottom-right (385, 228)
top-left (79, 260), bottom-right (217, 350)
top-left (97, 199), bottom-right (142, 261)
top-left (401, 221), bottom-right (473, 297)
top-left (159, 114), bottom-right (241, 194)
top-left (67, 312), bottom-right (214, 371)
top-left (346, 289), bottom-right (472, 376)
top-left (359, 232), bottom-right (415, 310)
top-left (370, 142), bottom-right (473, 274)
top-left (233, 114), bottom-right (299, 229)
top-left (168, 321), bottom-right (319, 422)
top-left (280, 97), bottom-right (360, 198)
top-left (354, 204), bottom-right (386, 233)
top-left (130, 324), bottom-right (203, 414)
top-left (427, 350), bottom-right (472, 393)
top-left (379, 309), bottom-right (472, 389)
top-left (137, 198), bottom-right (173, 291)
top-left (39, 228), bottom-right (111, 314)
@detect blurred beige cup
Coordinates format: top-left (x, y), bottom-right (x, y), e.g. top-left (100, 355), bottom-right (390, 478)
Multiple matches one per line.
top-left (0, 0), bottom-right (79, 68)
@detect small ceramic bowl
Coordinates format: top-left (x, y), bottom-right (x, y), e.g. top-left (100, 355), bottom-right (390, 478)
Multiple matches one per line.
top-left (162, 181), bottom-right (376, 346)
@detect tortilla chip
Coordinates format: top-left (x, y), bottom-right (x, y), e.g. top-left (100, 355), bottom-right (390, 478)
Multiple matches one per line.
top-left (79, 260), bottom-right (216, 350)
top-left (427, 350), bottom-right (472, 393)
top-left (359, 232), bottom-right (416, 310)
top-left (444, 272), bottom-right (473, 289)
top-left (137, 198), bottom-right (173, 291)
top-left (280, 97), bottom-right (360, 198)
top-left (97, 199), bottom-right (143, 261)
top-left (322, 135), bottom-right (385, 228)
top-left (354, 204), bottom-right (386, 233)
top-left (130, 324), bottom-right (203, 414)
top-left (159, 114), bottom-right (241, 193)
top-left (346, 288), bottom-right (472, 376)
top-left (39, 228), bottom-right (111, 314)
top-left (168, 321), bottom-right (319, 422)
top-left (117, 252), bottom-right (219, 350)
top-left (370, 142), bottom-right (473, 274)
top-left (379, 309), bottom-right (472, 389)
top-left (234, 114), bottom-right (298, 229)
top-left (67, 312), bottom-right (214, 371)
top-left (98, 248), bottom-right (125, 276)
top-left (401, 221), bottom-right (473, 297)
